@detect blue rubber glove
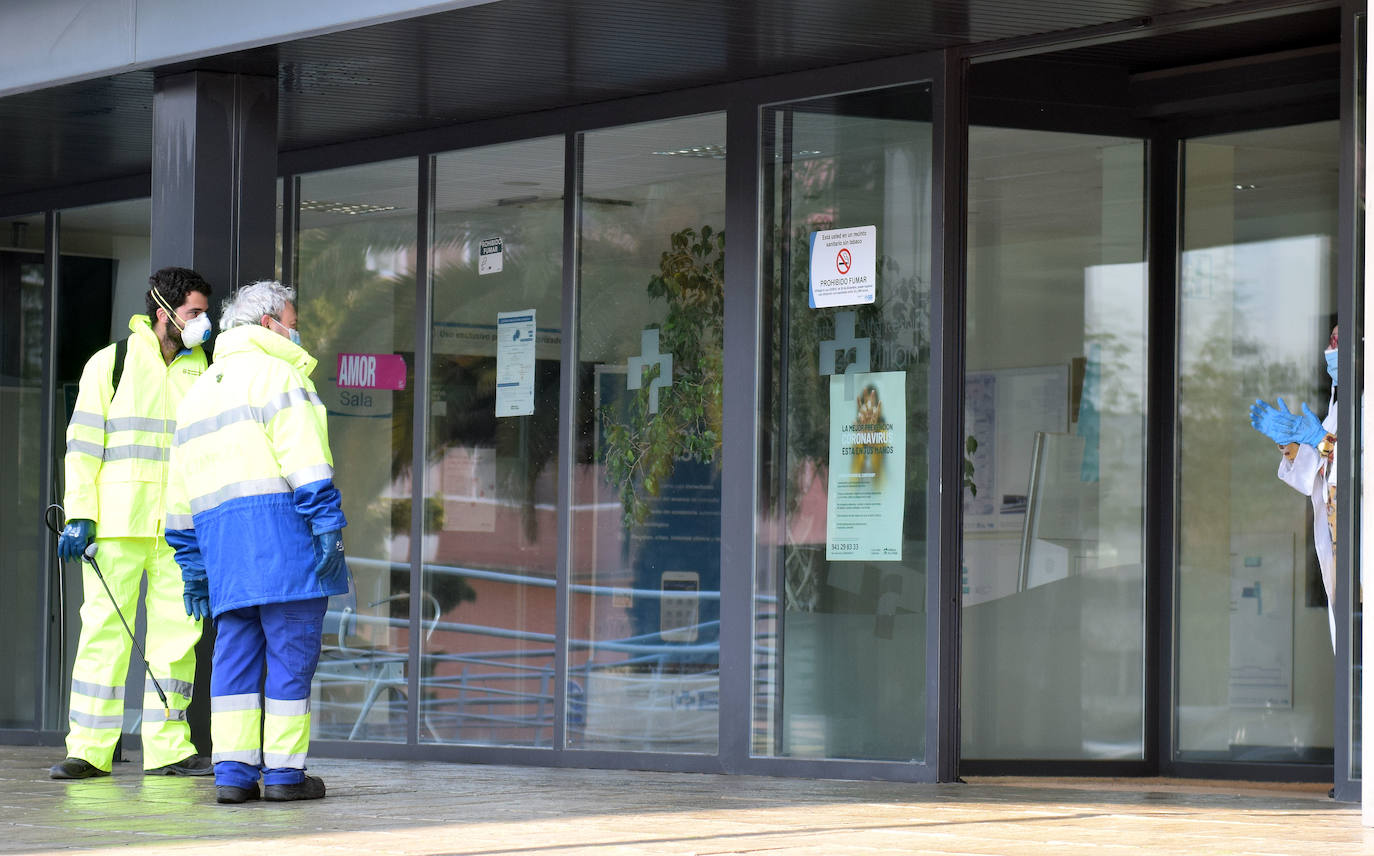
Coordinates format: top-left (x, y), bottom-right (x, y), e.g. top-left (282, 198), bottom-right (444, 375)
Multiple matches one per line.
top-left (1249, 397), bottom-right (1303, 444)
top-left (57, 519), bottom-right (94, 560)
top-left (1296, 402), bottom-right (1329, 447)
top-left (312, 529), bottom-right (346, 583)
top-left (183, 576), bottom-right (210, 621)
top-left (1250, 397), bottom-right (1327, 446)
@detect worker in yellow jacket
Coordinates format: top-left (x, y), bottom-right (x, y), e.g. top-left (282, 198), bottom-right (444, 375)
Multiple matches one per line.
top-left (166, 280), bottom-right (347, 804)
top-left (51, 267), bottom-right (216, 780)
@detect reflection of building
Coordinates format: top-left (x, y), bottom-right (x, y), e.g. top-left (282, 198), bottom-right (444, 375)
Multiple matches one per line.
top-left (0, 0), bottom-right (1365, 802)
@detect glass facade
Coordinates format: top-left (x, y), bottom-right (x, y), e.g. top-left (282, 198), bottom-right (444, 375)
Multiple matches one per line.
top-left (569, 114), bottom-right (726, 753)
top-left (422, 137), bottom-right (564, 746)
top-left (0, 44), bottom-right (1359, 788)
top-left (961, 128), bottom-right (1148, 760)
top-left (0, 212), bottom-right (45, 729)
top-left (294, 159), bottom-right (419, 742)
top-left (756, 84), bottom-right (933, 762)
top-left (1175, 122), bottom-right (1340, 764)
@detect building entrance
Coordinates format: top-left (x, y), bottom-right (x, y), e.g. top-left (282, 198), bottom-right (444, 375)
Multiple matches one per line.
top-left (959, 7), bottom-right (1343, 782)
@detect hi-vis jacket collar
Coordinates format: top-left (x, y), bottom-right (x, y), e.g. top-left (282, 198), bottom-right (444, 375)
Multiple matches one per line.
top-left (214, 324), bottom-right (317, 376)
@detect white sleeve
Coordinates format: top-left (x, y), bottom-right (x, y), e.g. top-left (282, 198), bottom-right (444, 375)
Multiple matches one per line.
top-left (1277, 444), bottom-right (1321, 497)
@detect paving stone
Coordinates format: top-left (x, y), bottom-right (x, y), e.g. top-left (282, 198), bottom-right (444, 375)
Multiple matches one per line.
top-left (0, 745), bottom-right (1364, 854)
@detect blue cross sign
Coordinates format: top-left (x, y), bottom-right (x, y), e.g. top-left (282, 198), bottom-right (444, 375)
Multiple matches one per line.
top-left (627, 328), bottom-right (673, 413)
top-left (819, 310), bottom-right (870, 398)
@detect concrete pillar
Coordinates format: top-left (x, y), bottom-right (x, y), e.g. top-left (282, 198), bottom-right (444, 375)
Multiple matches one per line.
top-left (151, 70), bottom-right (277, 295)
top-left (150, 69), bottom-right (277, 756)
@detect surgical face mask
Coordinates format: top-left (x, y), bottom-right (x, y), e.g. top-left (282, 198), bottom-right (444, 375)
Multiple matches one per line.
top-left (1325, 348), bottom-right (1338, 386)
top-left (269, 315), bottom-right (302, 347)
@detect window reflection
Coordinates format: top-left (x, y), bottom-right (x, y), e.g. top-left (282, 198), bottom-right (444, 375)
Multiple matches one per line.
top-left (570, 114), bottom-right (726, 753)
top-left (1176, 123), bottom-right (1339, 764)
top-left (961, 129), bottom-right (1147, 761)
top-left (421, 137), bottom-right (564, 747)
top-left (296, 160), bottom-right (418, 743)
top-left (756, 86), bottom-right (933, 762)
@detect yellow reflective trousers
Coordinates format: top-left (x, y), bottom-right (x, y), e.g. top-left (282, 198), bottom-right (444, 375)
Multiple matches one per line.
top-left (64, 537), bottom-right (201, 771)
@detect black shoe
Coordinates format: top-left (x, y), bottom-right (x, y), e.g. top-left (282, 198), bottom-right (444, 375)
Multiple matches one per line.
top-left (146, 754), bottom-right (213, 776)
top-left (49, 757), bottom-right (109, 780)
top-left (263, 775), bottom-right (325, 801)
top-left (216, 783), bottom-right (261, 804)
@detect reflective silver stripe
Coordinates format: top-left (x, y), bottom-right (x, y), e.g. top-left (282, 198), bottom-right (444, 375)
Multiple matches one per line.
top-left (69, 411), bottom-right (105, 430)
top-left (143, 707), bottom-right (188, 722)
top-left (190, 477), bottom-right (291, 514)
top-left (175, 404), bottom-right (261, 445)
top-left (264, 697), bottom-right (311, 717)
top-left (211, 693), bottom-right (262, 713)
top-left (71, 679), bottom-right (124, 700)
top-left (66, 439), bottom-right (105, 459)
top-left (261, 387), bottom-right (324, 422)
top-left (149, 678), bottom-right (194, 699)
top-left (69, 711), bottom-right (123, 730)
top-left (103, 444), bottom-right (169, 462)
top-left (263, 751), bottom-right (307, 769)
top-left (212, 749), bottom-right (263, 765)
top-left (174, 387), bottom-right (324, 446)
top-left (285, 464), bottom-right (334, 490)
top-left (165, 513), bottom-right (195, 530)
top-left (106, 416), bottom-right (174, 434)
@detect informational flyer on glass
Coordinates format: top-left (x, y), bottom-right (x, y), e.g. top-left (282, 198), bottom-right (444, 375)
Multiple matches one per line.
top-left (495, 309), bottom-right (535, 417)
top-left (826, 370), bottom-right (905, 561)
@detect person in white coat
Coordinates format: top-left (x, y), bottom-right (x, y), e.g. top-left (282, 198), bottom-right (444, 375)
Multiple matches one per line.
top-left (1249, 325), bottom-right (1339, 648)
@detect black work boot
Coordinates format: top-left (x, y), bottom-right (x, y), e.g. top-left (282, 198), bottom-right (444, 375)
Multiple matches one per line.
top-left (216, 782), bottom-right (261, 804)
top-left (263, 775), bottom-right (326, 801)
top-left (49, 757), bottom-right (109, 780)
top-left (146, 754), bottom-right (213, 776)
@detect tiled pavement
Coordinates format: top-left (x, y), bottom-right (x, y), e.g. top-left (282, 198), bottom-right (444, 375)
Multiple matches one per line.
top-left (0, 745), bottom-right (1366, 855)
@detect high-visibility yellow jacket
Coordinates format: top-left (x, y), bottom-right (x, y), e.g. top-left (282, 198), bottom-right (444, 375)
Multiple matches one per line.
top-left (165, 325), bottom-right (347, 616)
top-left (64, 315), bottom-right (209, 537)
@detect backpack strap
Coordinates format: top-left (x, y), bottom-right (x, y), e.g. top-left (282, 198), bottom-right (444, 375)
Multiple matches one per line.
top-left (110, 336), bottom-right (129, 400)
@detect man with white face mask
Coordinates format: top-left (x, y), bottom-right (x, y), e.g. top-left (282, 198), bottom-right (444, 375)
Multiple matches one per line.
top-left (51, 266), bottom-right (215, 780)
top-left (1249, 324), bottom-right (1340, 648)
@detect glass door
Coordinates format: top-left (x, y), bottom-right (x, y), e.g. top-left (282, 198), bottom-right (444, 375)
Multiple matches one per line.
top-left (1175, 121), bottom-right (1340, 765)
top-left (755, 82), bottom-right (936, 763)
top-left (960, 128), bottom-right (1149, 762)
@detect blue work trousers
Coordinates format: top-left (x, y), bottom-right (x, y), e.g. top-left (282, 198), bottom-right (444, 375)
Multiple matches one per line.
top-left (210, 597), bottom-right (327, 789)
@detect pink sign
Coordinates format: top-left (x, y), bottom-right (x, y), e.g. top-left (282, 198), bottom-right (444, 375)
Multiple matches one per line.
top-left (336, 353), bottom-right (407, 390)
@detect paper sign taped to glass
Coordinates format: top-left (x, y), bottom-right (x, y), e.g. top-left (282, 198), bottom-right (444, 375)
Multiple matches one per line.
top-left (826, 370), bottom-right (905, 561)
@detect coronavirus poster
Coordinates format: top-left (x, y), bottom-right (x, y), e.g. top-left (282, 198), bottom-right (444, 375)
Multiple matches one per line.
top-left (826, 371), bottom-right (905, 561)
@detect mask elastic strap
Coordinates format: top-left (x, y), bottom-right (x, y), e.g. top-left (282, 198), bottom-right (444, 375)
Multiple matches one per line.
top-left (150, 287), bottom-right (185, 332)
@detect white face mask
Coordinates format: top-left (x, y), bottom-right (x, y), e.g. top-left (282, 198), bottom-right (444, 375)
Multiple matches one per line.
top-left (178, 313), bottom-right (213, 348)
top-left (151, 286), bottom-right (212, 349)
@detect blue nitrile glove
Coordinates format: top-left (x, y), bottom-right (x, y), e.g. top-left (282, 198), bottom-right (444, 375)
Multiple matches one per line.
top-left (313, 529), bottom-right (345, 583)
top-left (57, 519), bottom-right (94, 560)
top-left (183, 575), bottom-right (210, 621)
top-left (1297, 402), bottom-right (1329, 447)
top-left (1249, 397), bottom-right (1305, 444)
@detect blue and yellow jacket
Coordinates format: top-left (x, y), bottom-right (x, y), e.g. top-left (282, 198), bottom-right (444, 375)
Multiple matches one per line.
top-left (164, 324), bottom-right (347, 616)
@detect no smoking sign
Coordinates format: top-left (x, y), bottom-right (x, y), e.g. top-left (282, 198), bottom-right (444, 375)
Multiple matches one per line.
top-left (808, 225), bottom-right (876, 308)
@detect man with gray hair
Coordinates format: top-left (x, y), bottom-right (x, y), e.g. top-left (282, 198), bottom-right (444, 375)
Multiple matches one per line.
top-left (165, 280), bottom-right (348, 803)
